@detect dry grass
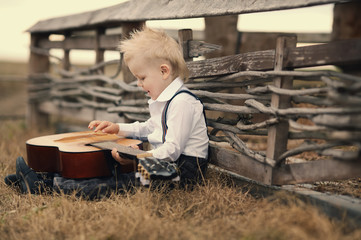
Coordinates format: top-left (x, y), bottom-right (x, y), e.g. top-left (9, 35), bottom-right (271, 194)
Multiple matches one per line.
top-left (313, 179), bottom-right (361, 199)
top-left (1, 120), bottom-right (361, 240)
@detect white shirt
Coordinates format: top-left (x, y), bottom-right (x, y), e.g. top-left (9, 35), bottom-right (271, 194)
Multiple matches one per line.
top-left (117, 77), bottom-right (209, 161)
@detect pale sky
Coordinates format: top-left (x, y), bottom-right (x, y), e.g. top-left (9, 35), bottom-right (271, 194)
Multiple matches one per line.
top-left (0, 0), bottom-right (334, 63)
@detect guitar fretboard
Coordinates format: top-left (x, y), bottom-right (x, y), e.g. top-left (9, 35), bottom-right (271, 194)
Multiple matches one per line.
top-left (91, 141), bottom-right (179, 182)
top-left (90, 141), bottom-right (145, 157)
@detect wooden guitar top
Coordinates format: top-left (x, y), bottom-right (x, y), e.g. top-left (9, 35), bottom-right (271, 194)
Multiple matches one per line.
top-left (26, 131), bottom-right (141, 153)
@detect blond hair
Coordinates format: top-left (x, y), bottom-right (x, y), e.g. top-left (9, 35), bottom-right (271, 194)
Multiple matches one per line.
top-left (119, 27), bottom-right (189, 81)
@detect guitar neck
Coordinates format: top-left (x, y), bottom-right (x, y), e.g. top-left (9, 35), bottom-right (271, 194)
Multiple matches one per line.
top-left (90, 141), bottom-right (146, 158)
top-left (91, 140), bottom-right (179, 183)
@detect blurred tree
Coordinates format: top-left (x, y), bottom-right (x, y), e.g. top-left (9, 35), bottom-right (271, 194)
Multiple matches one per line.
top-left (332, 1), bottom-right (361, 75)
top-left (204, 15), bottom-right (238, 58)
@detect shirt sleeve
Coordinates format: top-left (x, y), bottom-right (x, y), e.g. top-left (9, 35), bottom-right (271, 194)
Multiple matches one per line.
top-left (150, 98), bottom-right (195, 161)
top-left (117, 119), bottom-right (153, 141)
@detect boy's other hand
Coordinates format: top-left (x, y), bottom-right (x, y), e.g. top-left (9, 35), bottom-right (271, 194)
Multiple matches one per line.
top-left (111, 148), bottom-right (134, 165)
top-left (88, 120), bottom-right (119, 134)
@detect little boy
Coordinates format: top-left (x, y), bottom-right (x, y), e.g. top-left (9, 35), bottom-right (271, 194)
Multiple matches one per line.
top-left (5, 27), bottom-right (208, 196)
top-left (89, 27), bottom-right (209, 186)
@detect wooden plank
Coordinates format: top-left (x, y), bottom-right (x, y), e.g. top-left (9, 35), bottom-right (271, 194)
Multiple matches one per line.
top-left (187, 38), bottom-right (361, 78)
top-left (39, 35), bottom-right (120, 50)
top-left (155, 30), bottom-right (331, 44)
top-left (27, 0), bottom-right (347, 34)
top-left (272, 159), bottom-right (361, 185)
top-left (187, 49), bottom-right (275, 78)
top-left (38, 39), bottom-right (63, 49)
top-left (65, 37), bottom-right (95, 50)
top-left (287, 38), bottom-right (361, 68)
top-left (209, 143), bottom-right (273, 185)
top-left (100, 34), bottom-right (121, 50)
top-left (37, 30), bottom-right (334, 52)
top-left (38, 37), bottom-right (95, 50)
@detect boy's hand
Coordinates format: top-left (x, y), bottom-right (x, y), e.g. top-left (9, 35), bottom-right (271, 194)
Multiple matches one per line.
top-left (111, 148), bottom-right (134, 165)
top-left (88, 120), bottom-right (119, 134)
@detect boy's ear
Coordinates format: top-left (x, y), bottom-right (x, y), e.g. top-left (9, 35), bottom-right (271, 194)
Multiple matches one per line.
top-left (160, 64), bottom-right (171, 80)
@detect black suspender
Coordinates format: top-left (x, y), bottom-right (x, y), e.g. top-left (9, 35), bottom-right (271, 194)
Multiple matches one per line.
top-left (161, 90), bottom-right (206, 143)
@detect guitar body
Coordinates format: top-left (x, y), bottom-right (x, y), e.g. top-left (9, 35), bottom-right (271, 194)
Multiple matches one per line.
top-left (26, 131), bottom-right (142, 179)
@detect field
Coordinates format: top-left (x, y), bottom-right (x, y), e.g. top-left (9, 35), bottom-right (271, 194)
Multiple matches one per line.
top-left (1, 61), bottom-right (361, 239)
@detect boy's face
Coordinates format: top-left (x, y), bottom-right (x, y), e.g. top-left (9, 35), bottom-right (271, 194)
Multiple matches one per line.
top-left (127, 56), bottom-right (172, 100)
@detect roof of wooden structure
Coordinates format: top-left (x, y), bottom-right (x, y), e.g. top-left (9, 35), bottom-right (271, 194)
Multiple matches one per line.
top-left (27, 0), bottom-right (349, 34)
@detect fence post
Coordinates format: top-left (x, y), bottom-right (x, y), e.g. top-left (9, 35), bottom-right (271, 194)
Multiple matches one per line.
top-left (121, 22), bottom-right (145, 83)
top-left (178, 29), bottom-right (193, 62)
top-left (266, 35), bottom-right (297, 175)
top-left (95, 28), bottom-right (105, 73)
top-left (63, 32), bottom-right (71, 71)
top-left (27, 33), bottom-right (50, 129)
top-left (120, 22), bottom-right (145, 123)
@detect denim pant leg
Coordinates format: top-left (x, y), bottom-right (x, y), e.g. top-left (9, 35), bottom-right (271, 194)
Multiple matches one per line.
top-left (176, 155), bottom-right (208, 187)
top-left (53, 172), bottom-right (136, 198)
top-left (53, 156), bottom-right (137, 198)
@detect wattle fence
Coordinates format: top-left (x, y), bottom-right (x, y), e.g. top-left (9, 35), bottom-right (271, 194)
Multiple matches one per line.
top-left (26, 0), bottom-right (361, 185)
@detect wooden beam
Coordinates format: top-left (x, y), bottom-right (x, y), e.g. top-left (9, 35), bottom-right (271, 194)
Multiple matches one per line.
top-left (27, 0), bottom-right (347, 34)
top-left (272, 159), bottom-right (361, 185)
top-left (38, 37), bottom-right (95, 50)
top-left (187, 49), bottom-right (275, 78)
top-left (100, 34), bottom-right (120, 50)
top-left (209, 143), bottom-right (273, 185)
top-left (167, 29), bottom-right (331, 44)
top-left (286, 38), bottom-right (361, 68)
top-left (209, 140), bottom-right (361, 186)
top-left (187, 38), bottom-right (361, 78)
top-left (38, 31), bottom-right (332, 51)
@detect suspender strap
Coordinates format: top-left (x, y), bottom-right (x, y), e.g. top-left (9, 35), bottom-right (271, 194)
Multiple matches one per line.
top-left (161, 90), bottom-right (206, 143)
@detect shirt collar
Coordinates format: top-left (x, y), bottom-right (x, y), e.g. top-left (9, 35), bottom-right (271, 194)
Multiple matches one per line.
top-left (148, 77), bottom-right (183, 104)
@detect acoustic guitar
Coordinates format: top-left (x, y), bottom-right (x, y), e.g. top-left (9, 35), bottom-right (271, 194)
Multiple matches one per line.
top-left (26, 131), bottom-right (178, 181)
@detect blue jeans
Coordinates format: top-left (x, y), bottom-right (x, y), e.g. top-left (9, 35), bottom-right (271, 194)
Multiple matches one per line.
top-left (53, 154), bottom-right (208, 198)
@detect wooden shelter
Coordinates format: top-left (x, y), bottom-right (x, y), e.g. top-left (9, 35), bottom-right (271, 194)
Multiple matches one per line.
top-left (26, 0), bottom-right (361, 185)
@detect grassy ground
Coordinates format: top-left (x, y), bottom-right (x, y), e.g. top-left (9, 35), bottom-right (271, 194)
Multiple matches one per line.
top-left (1, 119), bottom-right (361, 239)
top-left (0, 60), bottom-right (27, 76)
top-left (1, 61), bottom-right (361, 239)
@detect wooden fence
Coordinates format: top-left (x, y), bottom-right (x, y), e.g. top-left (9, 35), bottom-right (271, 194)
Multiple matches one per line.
top-left (26, 0), bottom-right (361, 185)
